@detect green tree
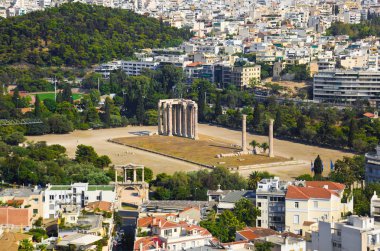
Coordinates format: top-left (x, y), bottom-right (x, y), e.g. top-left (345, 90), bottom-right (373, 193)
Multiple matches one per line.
top-left (214, 92), bottom-right (223, 118)
top-left (255, 241), bottom-right (274, 251)
top-left (233, 198), bottom-right (260, 226)
top-left (18, 239), bottom-right (34, 251)
top-left (253, 103), bottom-right (263, 132)
top-left (34, 95), bottom-right (42, 117)
top-left (62, 84), bottom-right (73, 103)
top-left (313, 155), bottom-right (323, 179)
top-left (217, 210), bottom-right (245, 242)
top-left (261, 142), bottom-right (269, 153)
top-left (75, 144), bottom-right (98, 163)
top-left (104, 97), bottom-right (112, 127)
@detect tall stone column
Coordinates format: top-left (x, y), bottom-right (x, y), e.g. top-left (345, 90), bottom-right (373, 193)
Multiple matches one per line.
top-left (269, 119), bottom-right (274, 157)
top-left (173, 105), bottom-right (177, 136)
top-left (115, 169), bottom-right (118, 184)
top-left (178, 105), bottom-right (182, 136)
top-left (133, 168), bottom-right (137, 182)
top-left (158, 102), bottom-right (162, 135)
top-left (194, 106), bottom-right (199, 140)
top-left (168, 103), bottom-right (173, 136)
top-left (242, 114), bottom-right (247, 153)
top-left (163, 103), bottom-right (167, 135)
top-left (182, 104), bottom-right (187, 137)
top-left (124, 168), bottom-right (127, 183)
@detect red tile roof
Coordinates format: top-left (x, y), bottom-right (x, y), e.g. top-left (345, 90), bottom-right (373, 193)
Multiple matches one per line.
top-left (187, 62), bottom-right (203, 67)
top-left (0, 207), bottom-right (32, 227)
top-left (85, 201), bottom-right (113, 212)
top-left (134, 236), bottom-right (162, 251)
top-left (6, 200), bottom-right (24, 206)
top-left (286, 186), bottom-right (339, 200)
top-left (305, 181), bottom-right (345, 191)
top-left (364, 112), bottom-right (375, 118)
top-left (237, 230), bottom-right (260, 240)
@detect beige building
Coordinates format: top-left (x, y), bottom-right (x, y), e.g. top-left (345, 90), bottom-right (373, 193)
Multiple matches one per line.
top-left (285, 185), bottom-right (342, 235)
top-left (231, 64), bottom-right (261, 88)
top-left (0, 187), bottom-right (44, 222)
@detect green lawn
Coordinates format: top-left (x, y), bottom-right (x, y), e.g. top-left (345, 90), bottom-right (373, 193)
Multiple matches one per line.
top-left (36, 93), bottom-right (83, 101)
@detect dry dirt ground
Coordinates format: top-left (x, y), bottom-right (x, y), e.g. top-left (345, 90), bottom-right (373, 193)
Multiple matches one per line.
top-left (27, 124), bottom-right (353, 179)
top-left (112, 134), bottom-right (286, 168)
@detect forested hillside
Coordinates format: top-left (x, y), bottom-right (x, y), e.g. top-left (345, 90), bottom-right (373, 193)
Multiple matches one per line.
top-left (326, 13), bottom-right (380, 40)
top-left (0, 3), bottom-right (192, 67)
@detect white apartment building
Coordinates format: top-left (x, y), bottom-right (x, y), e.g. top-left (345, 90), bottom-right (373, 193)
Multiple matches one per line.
top-left (313, 69), bottom-right (380, 105)
top-left (366, 145), bottom-right (380, 183)
top-left (43, 183), bottom-right (116, 219)
top-left (311, 215), bottom-right (380, 251)
top-left (121, 60), bottom-right (160, 76)
top-left (256, 177), bottom-right (287, 232)
top-left (255, 235), bottom-right (306, 251)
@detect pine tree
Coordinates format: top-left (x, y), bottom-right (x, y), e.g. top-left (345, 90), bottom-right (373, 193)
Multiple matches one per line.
top-left (104, 97), bottom-right (112, 127)
top-left (348, 118), bottom-right (358, 148)
top-left (313, 155), bottom-right (323, 179)
top-left (274, 110), bottom-right (282, 131)
top-left (253, 103), bottom-right (262, 132)
top-left (34, 95), bottom-right (42, 117)
top-left (296, 115), bottom-right (306, 136)
top-left (12, 88), bottom-right (20, 107)
top-left (62, 84), bottom-right (73, 103)
top-left (136, 94), bottom-right (145, 125)
top-left (214, 92), bottom-right (223, 118)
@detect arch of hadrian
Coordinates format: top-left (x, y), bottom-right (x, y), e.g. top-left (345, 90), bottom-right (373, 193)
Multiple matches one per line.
top-left (158, 99), bottom-right (198, 140)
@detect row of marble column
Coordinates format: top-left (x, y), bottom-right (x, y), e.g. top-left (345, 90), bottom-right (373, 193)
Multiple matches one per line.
top-left (158, 102), bottom-right (198, 140)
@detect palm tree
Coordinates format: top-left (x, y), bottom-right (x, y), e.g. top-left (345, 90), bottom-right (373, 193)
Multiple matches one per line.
top-left (248, 171), bottom-right (262, 190)
top-left (250, 140), bottom-right (260, 153)
top-left (18, 239), bottom-right (34, 251)
top-left (261, 142), bottom-right (269, 153)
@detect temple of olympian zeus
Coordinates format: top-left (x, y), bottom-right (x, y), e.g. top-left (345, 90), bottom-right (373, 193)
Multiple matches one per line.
top-left (158, 99), bottom-right (199, 140)
top-left (241, 115), bottom-right (274, 157)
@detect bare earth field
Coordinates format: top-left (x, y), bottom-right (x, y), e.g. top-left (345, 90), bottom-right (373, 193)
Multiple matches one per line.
top-left (112, 134), bottom-right (286, 168)
top-left (26, 124), bottom-right (353, 179)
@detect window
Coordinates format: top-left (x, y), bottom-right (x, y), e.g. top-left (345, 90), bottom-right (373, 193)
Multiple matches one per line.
top-left (96, 196), bottom-right (100, 200)
top-left (314, 201), bottom-right (318, 208)
top-left (293, 215), bottom-right (299, 224)
top-left (33, 209), bottom-right (38, 214)
top-left (295, 202), bottom-right (299, 208)
top-left (257, 220), bottom-right (262, 227)
top-left (258, 202), bottom-right (262, 207)
top-left (49, 204), bottom-right (54, 210)
top-left (49, 195), bottom-right (54, 200)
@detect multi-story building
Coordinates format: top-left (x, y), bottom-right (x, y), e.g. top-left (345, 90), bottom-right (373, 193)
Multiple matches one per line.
top-left (285, 185), bottom-right (342, 235)
top-left (43, 183), bottom-right (116, 219)
top-left (231, 64), bottom-right (261, 88)
top-left (255, 177), bottom-right (287, 231)
top-left (366, 145), bottom-right (380, 183)
top-left (121, 60), bottom-right (160, 76)
top-left (311, 215), bottom-right (380, 251)
top-left (313, 69), bottom-right (380, 106)
top-left (371, 191), bottom-right (380, 222)
top-left (0, 187), bottom-right (44, 221)
top-left (135, 216), bottom-right (214, 250)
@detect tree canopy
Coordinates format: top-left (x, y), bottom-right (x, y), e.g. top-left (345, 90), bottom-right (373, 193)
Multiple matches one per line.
top-left (0, 3), bottom-right (192, 67)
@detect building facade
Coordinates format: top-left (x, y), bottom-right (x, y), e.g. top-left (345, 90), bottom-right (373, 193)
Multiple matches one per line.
top-left (255, 178), bottom-right (286, 232)
top-left (285, 185), bottom-right (341, 235)
top-left (231, 64), bottom-right (261, 88)
top-left (311, 216), bottom-right (380, 251)
top-left (43, 183), bottom-right (116, 219)
top-left (366, 145), bottom-right (380, 183)
top-left (313, 70), bottom-right (380, 106)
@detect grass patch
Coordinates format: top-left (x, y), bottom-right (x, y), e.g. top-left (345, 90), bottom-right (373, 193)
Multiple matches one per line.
top-left (112, 135), bottom-right (287, 168)
top-left (36, 93), bottom-right (83, 101)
